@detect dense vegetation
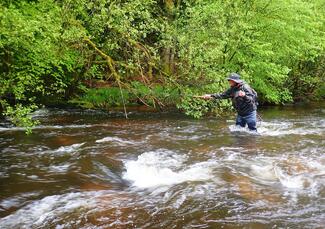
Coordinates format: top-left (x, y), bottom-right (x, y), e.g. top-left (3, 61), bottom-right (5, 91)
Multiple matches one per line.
top-left (1, 0), bottom-right (325, 130)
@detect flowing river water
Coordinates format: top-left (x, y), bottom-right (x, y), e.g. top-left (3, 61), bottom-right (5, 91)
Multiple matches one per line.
top-left (0, 104), bottom-right (324, 228)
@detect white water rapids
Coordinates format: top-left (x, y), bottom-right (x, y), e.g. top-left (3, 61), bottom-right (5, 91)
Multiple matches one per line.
top-left (0, 106), bottom-right (324, 228)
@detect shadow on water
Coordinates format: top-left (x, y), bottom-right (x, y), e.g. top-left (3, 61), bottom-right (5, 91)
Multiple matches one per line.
top-left (0, 103), bottom-right (324, 228)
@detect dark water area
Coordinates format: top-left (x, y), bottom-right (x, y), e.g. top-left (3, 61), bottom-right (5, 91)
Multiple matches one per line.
top-left (0, 104), bottom-right (324, 228)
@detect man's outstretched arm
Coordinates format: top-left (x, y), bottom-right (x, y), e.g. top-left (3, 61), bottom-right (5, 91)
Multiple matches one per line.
top-left (195, 88), bottom-right (232, 100)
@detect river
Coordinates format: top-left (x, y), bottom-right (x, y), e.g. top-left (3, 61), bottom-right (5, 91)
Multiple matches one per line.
top-left (0, 104), bottom-right (324, 228)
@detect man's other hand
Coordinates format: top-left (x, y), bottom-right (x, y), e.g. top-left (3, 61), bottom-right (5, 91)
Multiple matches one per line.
top-left (238, 91), bottom-right (246, 97)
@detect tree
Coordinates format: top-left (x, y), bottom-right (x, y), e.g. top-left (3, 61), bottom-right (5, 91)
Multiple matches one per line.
top-left (1, 0), bottom-right (324, 130)
top-left (0, 0), bottom-right (86, 132)
top-left (176, 0), bottom-right (325, 103)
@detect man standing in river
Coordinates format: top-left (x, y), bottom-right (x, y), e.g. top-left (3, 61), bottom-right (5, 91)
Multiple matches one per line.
top-left (197, 73), bottom-right (258, 131)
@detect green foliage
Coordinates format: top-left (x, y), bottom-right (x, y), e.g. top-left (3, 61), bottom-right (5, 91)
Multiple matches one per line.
top-left (151, 84), bottom-right (180, 106)
top-left (0, 0), bottom-right (85, 131)
top-left (66, 0), bottom-right (164, 81)
top-left (130, 81), bottom-right (180, 106)
top-left (1, 101), bottom-right (39, 134)
top-left (177, 95), bottom-right (210, 119)
top-left (176, 0), bottom-right (325, 104)
top-left (0, 0), bottom-right (86, 99)
top-left (315, 84), bottom-right (325, 99)
top-left (288, 55), bottom-right (325, 101)
top-left (70, 87), bottom-right (129, 109)
top-left (176, 84), bottom-right (232, 118)
top-left (70, 82), bottom-right (181, 110)
top-left (1, 0), bottom-right (325, 130)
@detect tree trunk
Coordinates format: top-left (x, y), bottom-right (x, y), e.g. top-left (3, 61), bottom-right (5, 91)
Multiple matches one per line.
top-left (161, 0), bottom-right (176, 75)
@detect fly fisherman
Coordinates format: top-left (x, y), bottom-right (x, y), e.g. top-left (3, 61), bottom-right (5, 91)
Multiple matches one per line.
top-left (197, 73), bottom-right (258, 131)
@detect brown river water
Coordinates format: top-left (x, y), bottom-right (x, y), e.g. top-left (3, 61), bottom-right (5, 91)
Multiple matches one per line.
top-left (0, 104), bottom-right (324, 228)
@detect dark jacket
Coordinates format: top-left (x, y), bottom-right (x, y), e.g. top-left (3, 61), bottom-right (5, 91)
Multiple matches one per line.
top-left (212, 83), bottom-right (257, 116)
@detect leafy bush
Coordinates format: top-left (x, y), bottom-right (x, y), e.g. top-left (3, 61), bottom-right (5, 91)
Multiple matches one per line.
top-left (1, 0), bottom-right (324, 130)
top-left (70, 87), bottom-right (129, 109)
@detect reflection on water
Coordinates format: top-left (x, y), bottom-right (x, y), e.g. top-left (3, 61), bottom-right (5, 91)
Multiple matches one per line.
top-left (0, 105), bottom-right (324, 228)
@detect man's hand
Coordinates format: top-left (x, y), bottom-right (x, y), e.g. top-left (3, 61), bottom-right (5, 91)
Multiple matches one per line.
top-left (238, 90), bottom-right (246, 97)
top-left (194, 94), bottom-right (213, 100)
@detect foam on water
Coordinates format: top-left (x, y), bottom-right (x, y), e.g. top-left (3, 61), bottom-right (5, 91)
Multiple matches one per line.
top-left (274, 168), bottom-right (309, 189)
top-left (212, 148), bottom-right (325, 199)
top-left (242, 155), bottom-right (325, 195)
top-left (123, 150), bottom-right (214, 188)
top-left (48, 163), bottom-right (72, 173)
top-left (228, 125), bottom-right (260, 135)
top-left (1, 106), bottom-right (324, 228)
top-left (95, 136), bottom-right (138, 145)
top-left (250, 164), bottom-right (278, 181)
top-left (260, 120), bottom-right (324, 136)
top-left (229, 119), bottom-right (325, 136)
top-left (0, 124), bottom-right (94, 132)
top-left (0, 192), bottom-right (41, 210)
top-left (30, 108), bottom-right (51, 118)
top-left (0, 192), bottom-right (99, 229)
top-left (55, 143), bottom-right (85, 153)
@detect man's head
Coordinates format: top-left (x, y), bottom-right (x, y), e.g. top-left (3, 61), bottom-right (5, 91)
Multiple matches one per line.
top-left (227, 73), bottom-right (243, 86)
